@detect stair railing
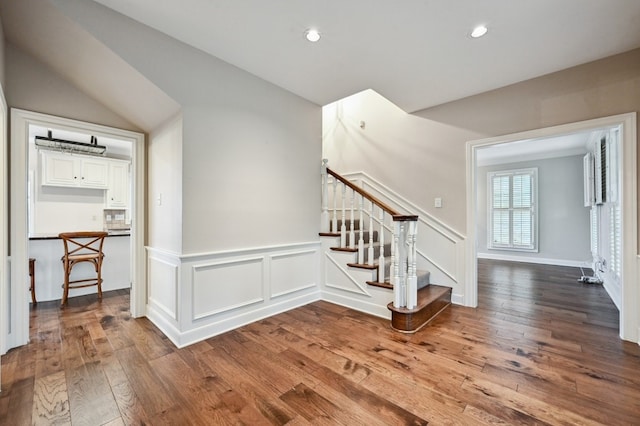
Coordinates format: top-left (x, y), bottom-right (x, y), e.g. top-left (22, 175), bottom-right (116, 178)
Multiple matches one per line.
top-left (321, 159), bottom-right (419, 309)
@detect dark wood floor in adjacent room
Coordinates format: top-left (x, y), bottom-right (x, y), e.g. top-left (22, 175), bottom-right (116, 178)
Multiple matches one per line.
top-left (2, 259), bottom-right (640, 425)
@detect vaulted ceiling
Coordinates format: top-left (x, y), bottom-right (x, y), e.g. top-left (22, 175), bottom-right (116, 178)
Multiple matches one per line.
top-left (2, 0), bottom-right (640, 131)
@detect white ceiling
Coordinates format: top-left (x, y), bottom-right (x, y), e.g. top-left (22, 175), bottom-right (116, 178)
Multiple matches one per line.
top-left (476, 131), bottom-right (595, 167)
top-left (88, 0), bottom-right (640, 112)
top-left (1, 0), bottom-right (640, 132)
top-left (0, 0), bottom-right (181, 132)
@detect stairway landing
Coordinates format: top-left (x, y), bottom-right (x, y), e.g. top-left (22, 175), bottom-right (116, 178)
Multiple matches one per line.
top-left (387, 284), bottom-right (451, 333)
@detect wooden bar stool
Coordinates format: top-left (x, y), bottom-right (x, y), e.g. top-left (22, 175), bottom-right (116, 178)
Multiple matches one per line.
top-left (29, 258), bottom-right (36, 305)
top-left (59, 231), bottom-right (108, 306)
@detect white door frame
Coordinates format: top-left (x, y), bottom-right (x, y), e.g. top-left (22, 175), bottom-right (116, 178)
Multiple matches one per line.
top-left (7, 109), bottom-right (146, 351)
top-left (0, 86), bottom-right (7, 360)
top-left (466, 113), bottom-right (638, 342)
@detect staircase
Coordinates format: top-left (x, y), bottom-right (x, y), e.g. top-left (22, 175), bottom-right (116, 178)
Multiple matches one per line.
top-left (320, 162), bottom-right (451, 333)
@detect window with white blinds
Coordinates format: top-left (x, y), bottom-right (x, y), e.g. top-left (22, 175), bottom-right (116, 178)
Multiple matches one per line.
top-left (488, 168), bottom-right (538, 251)
top-left (610, 203), bottom-right (621, 277)
top-left (590, 207), bottom-right (598, 256)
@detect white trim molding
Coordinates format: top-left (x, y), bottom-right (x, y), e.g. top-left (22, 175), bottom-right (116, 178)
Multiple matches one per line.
top-left (467, 113), bottom-right (638, 343)
top-left (145, 241), bottom-right (321, 348)
top-left (0, 85), bottom-right (7, 356)
top-left (8, 109), bottom-right (145, 352)
top-left (477, 252), bottom-right (592, 269)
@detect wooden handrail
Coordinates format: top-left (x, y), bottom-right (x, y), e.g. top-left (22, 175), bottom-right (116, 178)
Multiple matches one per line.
top-left (326, 168), bottom-right (417, 221)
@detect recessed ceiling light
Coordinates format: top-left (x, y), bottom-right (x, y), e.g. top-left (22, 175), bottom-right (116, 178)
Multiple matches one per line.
top-left (305, 29), bottom-right (321, 42)
top-left (470, 25), bottom-right (488, 38)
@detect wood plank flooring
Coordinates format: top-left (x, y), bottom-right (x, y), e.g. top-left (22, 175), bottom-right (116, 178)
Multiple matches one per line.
top-left (2, 259), bottom-right (640, 425)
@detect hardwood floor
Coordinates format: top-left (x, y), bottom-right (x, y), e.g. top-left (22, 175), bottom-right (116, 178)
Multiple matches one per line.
top-left (2, 259), bottom-right (640, 425)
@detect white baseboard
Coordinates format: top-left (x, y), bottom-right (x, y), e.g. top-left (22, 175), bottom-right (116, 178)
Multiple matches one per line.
top-left (451, 293), bottom-right (465, 306)
top-left (145, 242), bottom-right (323, 349)
top-left (478, 252), bottom-right (591, 268)
top-left (321, 290), bottom-right (391, 320)
top-left (177, 291), bottom-right (321, 348)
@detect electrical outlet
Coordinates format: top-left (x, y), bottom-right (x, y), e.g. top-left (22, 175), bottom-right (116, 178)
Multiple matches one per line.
top-left (434, 197), bottom-right (442, 208)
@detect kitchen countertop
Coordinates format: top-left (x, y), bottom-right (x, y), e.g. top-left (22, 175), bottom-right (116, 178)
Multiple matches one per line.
top-left (29, 230), bottom-right (131, 240)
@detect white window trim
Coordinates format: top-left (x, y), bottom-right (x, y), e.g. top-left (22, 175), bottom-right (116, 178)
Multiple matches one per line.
top-left (487, 167), bottom-right (538, 252)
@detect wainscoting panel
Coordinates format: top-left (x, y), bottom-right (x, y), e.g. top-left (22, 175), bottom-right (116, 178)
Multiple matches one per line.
top-left (320, 240), bottom-right (392, 319)
top-left (147, 254), bottom-right (179, 320)
top-left (146, 242), bottom-right (321, 348)
top-left (270, 250), bottom-right (318, 298)
top-left (418, 221), bottom-right (457, 282)
top-left (324, 250), bottom-right (371, 296)
top-left (192, 257), bottom-right (265, 321)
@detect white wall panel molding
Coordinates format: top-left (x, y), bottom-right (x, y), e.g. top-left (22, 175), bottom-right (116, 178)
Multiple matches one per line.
top-left (145, 242), bottom-right (321, 348)
top-left (146, 250), bottom-right (179, 321)
top-left (341, 171), bottom-right (465, 239)
top-left (179, 241), bottom-right (320, 261)
top-left (324, 250), bottom-right (371, 296)
top-left (270, 249), bottom-right (319, 298)
top-left (191, 257), bottom-right (265, 321)
top-left (319, 239), bottom-right (392, 319)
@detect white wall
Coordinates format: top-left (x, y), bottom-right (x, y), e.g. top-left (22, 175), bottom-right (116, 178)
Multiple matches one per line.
top-left (59, 0), bottom-right (322, 254)
top-left (0, 18), bottom-right (5, 88)
top-left (477, 155), bottom-right (591, 266)
top-left (51, 0), bottom-right (324, 346)
top-left (323, 89), bottom-right (481, 234)
top-left (5, 43), bottom-right (139, 132)
top-left (415, 49), bottom-right (640, 247)
top-left (148, 113), bottom-right (183, 253)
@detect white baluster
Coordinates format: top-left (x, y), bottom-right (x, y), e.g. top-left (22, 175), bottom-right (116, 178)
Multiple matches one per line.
top-left (367, 201), bottom-right (374, 266)
top-left (349, 189), bottom-right (355, 249)
top-left (332, 178), bottom-right (338, 233)
top-left (407, 220), bottom-right (418, 310)
top-left (392, 220), bottom-right (402, 308)
top-left (358, 194), bottom-right (364, 264)
top-left (378, 210), bottom-right (385, 283)
top-left (340, 184), bottom-right (346, 247)
top-left (400, 221), bottom-right (408, 308)
top-left (389, 219), bottom-right (396, 286)
top-left (321, 159), bottom-right (329, 232)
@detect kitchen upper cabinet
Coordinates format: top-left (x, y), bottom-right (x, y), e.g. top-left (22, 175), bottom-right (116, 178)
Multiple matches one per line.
top-left (106, 159), bottom-right (130, 209)
top-left (41, 151), bottom-right (108, 189)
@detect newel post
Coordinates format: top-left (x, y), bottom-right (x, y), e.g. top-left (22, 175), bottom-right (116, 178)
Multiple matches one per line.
top-left (392, 217), bottom-right (418, 310)
top-left (392, 220), bottom-right (406, 308)
top-left (321, 159), bottom-right (330, 232)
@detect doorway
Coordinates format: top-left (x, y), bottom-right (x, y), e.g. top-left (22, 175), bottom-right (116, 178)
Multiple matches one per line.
top-left (466, 113), bottom-right (638, 342)
top-left (6, 109), bottom-right (146, 352)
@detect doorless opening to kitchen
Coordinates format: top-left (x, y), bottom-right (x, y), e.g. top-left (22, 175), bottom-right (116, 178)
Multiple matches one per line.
top-left (6, 109), bottom-right (146, 352)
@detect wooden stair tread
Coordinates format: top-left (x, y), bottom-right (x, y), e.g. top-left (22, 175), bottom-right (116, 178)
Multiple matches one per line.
top-left (366, 281), bottom-right (393, 289)
top-left (319, 232), bottom-right (340, 237)
top-left (330, 247), bottom-right (358, 253)
top-left (347, 263), bottom-right (378, 270)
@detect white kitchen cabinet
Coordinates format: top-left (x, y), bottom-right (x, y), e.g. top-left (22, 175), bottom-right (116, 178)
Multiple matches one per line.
top-left (106, 159), bottom-right (130, 209)
top-left (41, 151), bottom-right (108, 189)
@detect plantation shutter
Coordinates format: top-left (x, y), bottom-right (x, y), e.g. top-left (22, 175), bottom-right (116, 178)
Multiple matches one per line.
top-left (489, 169), bottom-right (537, 251)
